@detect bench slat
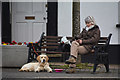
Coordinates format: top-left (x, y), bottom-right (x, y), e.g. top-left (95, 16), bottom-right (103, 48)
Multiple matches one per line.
top-left (98, 40), bottom-right (107, 43)
top-left (31, 51), bottom-right (69, 54)
top-left (42, 43), bottom-right (60, 46)
top-left (100, 37), bottom-right (107, 40)
top-left (43, 36), bottom-right (73, 41)
top-left (42, 39), bottom-right (60, 42)
top-left (44, 36), bottom-right (62, 39)
top-left (41, 46), bottom-right (58, 49)
top-left (44, 36), bottom-right (73, 39)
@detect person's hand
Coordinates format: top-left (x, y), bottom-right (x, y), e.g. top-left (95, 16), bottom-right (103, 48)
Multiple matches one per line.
top-left (76, 40), bottom-right (79, 43)
top-left (76, 39), bottom-right (82, 44)
top-left (79, 39), bottom-right (82, 44)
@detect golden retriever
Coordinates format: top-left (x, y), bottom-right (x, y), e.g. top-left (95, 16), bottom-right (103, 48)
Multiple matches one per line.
top-left (19, 54), bottom-right (52, 73)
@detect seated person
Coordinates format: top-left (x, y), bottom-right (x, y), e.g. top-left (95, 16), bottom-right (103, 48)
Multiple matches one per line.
top-left (66, 16), bottom-right (101, 64)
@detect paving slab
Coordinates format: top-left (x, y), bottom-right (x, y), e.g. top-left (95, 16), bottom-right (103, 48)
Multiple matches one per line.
top-left (1, 67), bottom-right (120, 80)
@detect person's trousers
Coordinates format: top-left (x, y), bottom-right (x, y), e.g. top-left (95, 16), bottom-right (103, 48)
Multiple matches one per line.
top-left (71, 41), bottom-right (88, 58)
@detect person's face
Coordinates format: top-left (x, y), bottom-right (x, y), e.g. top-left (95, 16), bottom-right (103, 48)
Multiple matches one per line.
top-left (86, 22), bottom-right (92, 27)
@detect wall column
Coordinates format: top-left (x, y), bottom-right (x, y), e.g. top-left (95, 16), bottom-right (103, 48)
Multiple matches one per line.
top-left (0, 1), bottom-right (2, 80)
top-left (0, 1), bottom-right (1, 44)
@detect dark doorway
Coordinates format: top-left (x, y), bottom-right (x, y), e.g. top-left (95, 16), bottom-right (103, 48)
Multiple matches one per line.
top-left (47, 2), bottom-right (58, 36)
top-left (2, 2), bottom-right (11, 43)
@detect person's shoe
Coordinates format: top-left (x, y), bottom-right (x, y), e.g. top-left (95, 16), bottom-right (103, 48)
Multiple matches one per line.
top-left (91, 72), bottom-right (96, 74)
top-left (69, 64), bottom-right (76, 68)
top-left (65, 56), bottom-right (76, 64)
top-left (66, 68), bottom-right (76, 73)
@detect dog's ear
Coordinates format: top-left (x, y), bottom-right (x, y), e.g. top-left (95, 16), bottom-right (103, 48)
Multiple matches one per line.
top-left (37, 55), bottom-right (41, 63)
top-left (46, 56), bottom-right (49, 62)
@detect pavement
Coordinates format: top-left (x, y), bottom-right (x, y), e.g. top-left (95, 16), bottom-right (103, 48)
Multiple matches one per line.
top-left (1, 64), bottom-right (120, 80)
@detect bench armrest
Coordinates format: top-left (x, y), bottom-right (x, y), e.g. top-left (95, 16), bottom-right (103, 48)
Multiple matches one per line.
top-left (93, 44), bottom-right (108, 53)
top-left (93, 44), bottom-right (106, 48)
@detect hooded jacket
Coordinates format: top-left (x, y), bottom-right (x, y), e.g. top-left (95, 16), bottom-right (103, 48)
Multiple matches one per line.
top-left (76, 25), bottom-right (100, 52)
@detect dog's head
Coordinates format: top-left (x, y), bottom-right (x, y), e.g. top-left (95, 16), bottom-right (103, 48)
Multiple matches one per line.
top-left (37, 54), bottom-right (49, 63)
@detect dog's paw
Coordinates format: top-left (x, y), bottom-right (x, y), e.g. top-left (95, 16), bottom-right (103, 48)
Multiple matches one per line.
top-left (35, 70), bottom-right (39, 73)
top-left (19, 69), bottom-right (29, 72)
top-left (19, 69), bottom-right (23, 72)
top-left (40, 70), bottom-right (44, 72)
top-left (35, 71), bottom-right (39, 73)
top-left (49, 71), bottom-right (53, 73)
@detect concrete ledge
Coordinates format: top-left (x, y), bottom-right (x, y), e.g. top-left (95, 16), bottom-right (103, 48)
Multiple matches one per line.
top-left (1, 45), bottom-right (28, 67)
top-left (0, 44), bottom-right (1, 80)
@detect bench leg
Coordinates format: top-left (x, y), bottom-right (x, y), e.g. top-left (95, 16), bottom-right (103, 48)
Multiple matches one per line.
top-left (104, 63), bottom-right (109, 73)
top-left (92, 64), bottom-right (98, 74)
top-left (27, 54), bottom-right (30, 63)
top-left (35, 53), bottom-right (38, 61)
top-left (27, 48), bottom-right (31, 63)
top-left (62, 54), bottom-right (65, 62)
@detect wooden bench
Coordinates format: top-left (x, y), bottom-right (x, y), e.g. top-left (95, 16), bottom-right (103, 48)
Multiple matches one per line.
top-left (27, 32), bottom-right (112, 73)
top-left (27, 32), bottom-right (73, 62)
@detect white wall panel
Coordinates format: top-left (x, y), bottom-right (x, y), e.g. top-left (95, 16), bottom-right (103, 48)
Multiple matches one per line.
top-left (12, 2), bottom-right (47, 42)
top-left (0, 2), bottom-right (2, 80)
top-left (80, 2), bottom-right (119, 44)
top-left (33, 23), bottom-right (44, 42)
top-left (58, 2), bottom-right (72, 37)
top-left (118, 2), bottom-right (120, 44)
top-left (15, 23), bottom-right (29, 42)
top-left (0, 1), bottom-right (1, 44)
top-left (14, 2), bottom-right (32, 15)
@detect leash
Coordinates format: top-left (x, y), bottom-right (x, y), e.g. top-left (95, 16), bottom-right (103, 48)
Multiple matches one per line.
top-left (31, 43), bottom-right (39, 56)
